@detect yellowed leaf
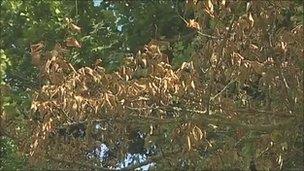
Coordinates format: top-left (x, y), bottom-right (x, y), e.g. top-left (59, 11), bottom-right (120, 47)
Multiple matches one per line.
top-left (192, 126), bottom-right (203, 141)
top-left (187, 19), bottom-right (200, 30)
top-left (248, 13), bottom-right (254, 27)
top-left (190, 80), bottom-right (195, 90)
top-left (232, 52), bottom-right (244, 66)
top-left (187, 135), bottom-right (191, 151)
top-left (204, 0), bottom-right (214, 18)
top-left (104, 93), bottom-right (112, 108)
top-left (210, 53), bottom-right (218, 67)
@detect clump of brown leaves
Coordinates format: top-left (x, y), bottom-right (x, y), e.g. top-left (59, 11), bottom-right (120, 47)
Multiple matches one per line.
top-left (12, 1), bottom-right (304, 170)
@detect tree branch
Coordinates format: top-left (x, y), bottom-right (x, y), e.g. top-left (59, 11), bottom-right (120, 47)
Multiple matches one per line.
top-left (120, 150), bottom-right (179, 171)
top-left (48, 156), bottom-right (117, 171)
top-left (59, 105), bottom-right (296, 133)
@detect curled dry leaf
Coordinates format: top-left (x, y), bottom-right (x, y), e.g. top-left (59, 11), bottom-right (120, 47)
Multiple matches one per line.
top-left (66, 37), bottom-right (82, 48)
top-left (190, 80), bottom-right (195, 90)
top-left (192, 126), bottom-right (204, 141)
top-left (248, 13), bottom-right (254, 27)
top-left (30, 42), bottom-right (44, 54)
top-left (187, 19), bottom-right (200, 30)
top-left (141, 58), bottom-right (147, 68)
top-left (210, 53), bottom-right (218, 67)
top-left (232, 52), bottom-right (244, 66)
top-left (187, 135), bottom-right (191, 151)
top-left (204, 0), bottom-right (214, 18)
top-left (30, 42), bottom-right (44, 66)
top-left (69, 23), bottom-right (81, 33)
top-left (249, 44), bottom-right (259, 51)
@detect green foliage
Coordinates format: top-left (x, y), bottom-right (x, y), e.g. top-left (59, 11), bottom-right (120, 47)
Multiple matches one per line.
top-left (0, 137), bottom-right (26, 170)
top-left (0, 50), bottom-right (10, 85)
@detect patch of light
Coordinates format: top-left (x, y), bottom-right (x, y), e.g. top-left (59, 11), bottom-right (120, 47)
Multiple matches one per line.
top-left (93, 0), bottom-right (103, 7)
top-left (98, 143), bottom-right (108, 159)
top-left (89, 142), bottom-right (156, 170)
top-left (118, 153), bottom-right (155, 170)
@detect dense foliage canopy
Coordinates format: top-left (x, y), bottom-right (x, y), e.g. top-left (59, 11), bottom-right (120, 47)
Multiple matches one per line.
top-left (1, 0), bottom-right (303, 170)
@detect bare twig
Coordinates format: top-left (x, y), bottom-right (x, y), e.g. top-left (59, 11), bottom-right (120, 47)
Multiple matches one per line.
top-left (197, 31), bottom-right (222, 39)
top-left (210, 80), bottom-right (236, 101)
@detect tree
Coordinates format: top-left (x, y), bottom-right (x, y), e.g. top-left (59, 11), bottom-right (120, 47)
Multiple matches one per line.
top-left (1, 0), bottom-right (303, 170)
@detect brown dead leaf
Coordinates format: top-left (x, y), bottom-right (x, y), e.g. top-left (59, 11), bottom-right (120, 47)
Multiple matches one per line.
top-left (66, 37), bottom-right (82, 48)
top-left (187, 135), bottom-right (191, 151)
top-left (248, 13), bottom-right (254, 27)
top-left (190, 80), bottom-right (196, 90)
top-left (70, 23), bottom-right (81, 33)
top-left (187, 19), bottom-right (200, 30)
top-left (204, 0), bottom-right (214, 18)
top-left (192, 126), bottom-right (204, 141)
top-left (232, 52), bottom-right (244, 66)
top-left (251, 61), bottom-right (264, 75)
top-left (30, 42), bottom-right (44, 66)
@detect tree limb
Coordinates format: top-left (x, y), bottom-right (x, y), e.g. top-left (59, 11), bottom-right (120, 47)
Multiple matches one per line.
top-left (120, 150), bottom-right (179, 171)
top-left (48, 156), bottom-right (117, 171)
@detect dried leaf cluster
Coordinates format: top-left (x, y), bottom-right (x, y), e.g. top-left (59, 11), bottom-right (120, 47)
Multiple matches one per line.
top-left (4, 1), bottom-right (302, 170)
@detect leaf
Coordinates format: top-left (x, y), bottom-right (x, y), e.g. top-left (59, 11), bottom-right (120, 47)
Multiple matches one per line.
top-left (187, 135), bottom-right (191, 151)
top-left (30, 42), bottom-right (44, 66)
top-left (141, 58), bottom-right (147, 68)
top-left (190, 80), bottom-right (195, 90)
top-left (210, 52), bottom-right (218, 67)
top-left (248, 13), bottom-right (254, 27)
top-left (104, 93), bottom-right (112, 108)
top-left (232, 52), bottom-right (244, 66)
top-left (69, 23), bottom-right (81, 33)
top-left (251, 61), bottom-right (264, 75)
top-left (192, 126), bottom-right (203, 141)
top-left (55, 8), bottom-right (60, 14)
top-left (187, 19), bottom-right (200, 30)
top-left (30, 42), bottom-right (44, 54)
top-left (204, 0), bottom-right (214, 18)
top-left (66, 37), bottom-right (82, 48)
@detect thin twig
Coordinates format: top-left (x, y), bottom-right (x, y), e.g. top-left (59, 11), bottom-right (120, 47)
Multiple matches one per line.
top-left (210, 80), bottom-right (236, 101)
top-left (197, 31), bottom-right (222, 39)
